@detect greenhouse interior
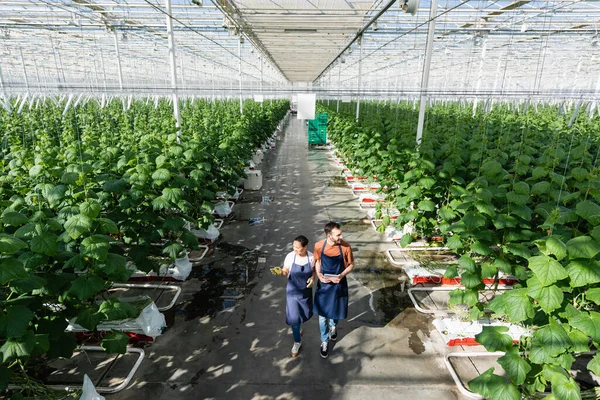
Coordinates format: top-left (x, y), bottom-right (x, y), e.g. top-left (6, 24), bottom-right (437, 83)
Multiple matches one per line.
top-left (0, 0), bottom-right (599, 399)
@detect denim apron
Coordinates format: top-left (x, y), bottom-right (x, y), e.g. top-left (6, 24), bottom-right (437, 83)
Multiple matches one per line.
top-left (313, 240), bottom-right (348, 320)
top-left (285, 254), bottom-right (313, 326)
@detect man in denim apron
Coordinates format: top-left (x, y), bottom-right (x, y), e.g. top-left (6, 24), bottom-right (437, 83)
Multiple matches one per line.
top-left (313, 222), bottom-right (354, 358)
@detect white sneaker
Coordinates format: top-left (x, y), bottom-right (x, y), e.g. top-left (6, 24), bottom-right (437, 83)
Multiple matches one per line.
top-left (291, 342), bottom-right (302, 357)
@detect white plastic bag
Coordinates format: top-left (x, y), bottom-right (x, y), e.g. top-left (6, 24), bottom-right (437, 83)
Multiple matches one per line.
top-left (213, 201), bottom-right (232, 217)
top-left (167, 253), bottom-right (192, 280)
top-left (80, 374), bottom-right (105, 400)
top-left (135, 302), bottom-right (166, 338)
top-left (192, 224), bottom-right (220, 241)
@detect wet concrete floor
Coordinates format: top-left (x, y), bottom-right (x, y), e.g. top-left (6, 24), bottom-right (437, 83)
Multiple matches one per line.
top-left (106, 114), bottom-right (461, 400)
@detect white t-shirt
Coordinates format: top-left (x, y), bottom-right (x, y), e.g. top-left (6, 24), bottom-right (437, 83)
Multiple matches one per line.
top-left (283, 251), bottom-right (315, 272)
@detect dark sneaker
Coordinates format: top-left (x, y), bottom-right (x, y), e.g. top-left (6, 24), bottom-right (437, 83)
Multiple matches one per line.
top-left (320, 341), bottom-right (328, 359)
top-left (329, 326), bottom-right (337, 341)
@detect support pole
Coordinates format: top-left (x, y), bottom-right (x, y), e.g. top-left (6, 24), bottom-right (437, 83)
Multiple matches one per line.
top-left (113, 30), bottom-right (124, 91)
top-left (260, 56), bottom-right (263, 93)
top-left (238, 37), bottom-right (243, 115)
top-left (165, 0), bottom-right (181, 132)
top-left (415, 0), bottom-right (439, 146)
top-left (356, 34), bottom-right (363, 123)
top-left (19, 48), bottom-right (29, 91)
top-left (337, 64), bottom-right (340, 112)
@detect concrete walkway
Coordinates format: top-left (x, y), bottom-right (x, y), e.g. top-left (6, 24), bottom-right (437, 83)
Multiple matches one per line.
top-left (109, 115), bottom-right (463, 400)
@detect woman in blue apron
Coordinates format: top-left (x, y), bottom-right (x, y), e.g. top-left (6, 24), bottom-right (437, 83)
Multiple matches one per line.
top-left (313, 222), bottom-right (353, 359)
top-left (280, 235), bottom-right (315, 357)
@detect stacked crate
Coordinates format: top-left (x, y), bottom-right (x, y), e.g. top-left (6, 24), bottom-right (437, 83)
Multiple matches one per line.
top-left (308, 113), bottom-right (328, 145)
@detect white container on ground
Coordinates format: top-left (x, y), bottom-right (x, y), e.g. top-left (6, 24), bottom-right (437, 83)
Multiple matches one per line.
top-left (244, 169), bottom-right (263, 190)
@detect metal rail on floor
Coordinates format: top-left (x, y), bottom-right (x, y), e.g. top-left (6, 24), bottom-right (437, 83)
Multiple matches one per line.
top-left (444, 351), bottom-right (506, 399)
top-left (8, 346), bottom-right (145, 395)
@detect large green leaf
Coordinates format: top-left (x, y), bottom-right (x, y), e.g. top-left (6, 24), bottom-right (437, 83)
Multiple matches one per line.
top-left (587, 353), bottom-right (600, 376)
top-left (96, 218), bottom-right (118, 235)
top-left (481, 160), bottom-right (503, 177)
top-left (81, 235), bottom-right (110, 261)
top-left (566, 236), bottom-right (600, 259)
top-left (162, 242), bottom-right (184, 259)
top-left (163, 216), bottom-right (186, 231)
top-left (14, 223), bottom-right (36, 239)
top-left (530, 319), bottom-right (572, 364)
top-left (103, 179), bottom-right (127, 194)
top-left (446, 235), bottom-right (463, 249)
top-left (76, 308), bottom-right (102, 330)
top-left (531, 181), bottom-right (552, 195)
top-left (152, 196), bottom-right (171, 210)
top-left (568, 311), bottom-right (600, 343)
top-left (101, 331), bottom-right (130, 354)
top-left (0, 330), bottom-right (35, 362)
top-left (475, 325), bottom-right (513, 352)
top-left (9, 275), bottom-right (46, 294)
top-left (80, 201), bottom-right (102, 219)
top-left (98, 299), bottom-right (137, 321)
top-left (461, 271), bottom-right (482, 289)
top-left (504, 243), bottom-right (531, 259)
top-left (448, 288), bottom-right (479, 307)
top-left (467, 367), bottom-right (505, 398)
top-left (457, 255), bottom-right (476, 272)
top-left (64, 214), bottom-right (93, 239)
top-left (162, 187), bottom-right (183, 203)
top-left (152, 168), bottom-right (171, 185)
top-left (528, 255), bottom-right (568, 286)
top-left (551, 375), bottom-right (581, 400)
top-left (565, 260), bottom-right (600, 288)
top-left (586, 288), bottom-right (600, 305)
top-left (29, 232), bottom-right (59, 256)
top-left (506, 191), bottom-right (530, 206)
top-left (534, 236), bottom-right (567, 261)
top-left (61, 172), bottom-right (79, 184)
top-left (5, 305), bottom-right (34, 338)
top-left (592, 226), bottom-right (600, 243)
top-left (463, 211), bottom-right (487, 231)
top-left (68, 275), bottom-right (106, 301)
top-left (498, 348), bottom-right (531, 385)
top-left (526, 276), bottom-right (563, 313)
top-left (513, 181), bottom-right (530, 196)
top-left (503, 289), bottom-right (534, 322)
top-left (2, 212), bottom-right (29, 227)
top-left (567, 327), bottom-right (591, 352)
top-left (576, 200), bottom-right (600, 225)
top-left (471, 241), bottom-right (492, 255)
top-left (438, 206), bottom-right (456, 221)
top-left (0, 259), bottom-right (28, 285)
top-left (0, 234), bottom-right (27, 254)
top-left (493, 214), bottom-right (518, 229)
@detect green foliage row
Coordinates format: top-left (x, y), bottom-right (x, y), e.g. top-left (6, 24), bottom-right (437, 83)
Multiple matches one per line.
top-left (326, 100), bottom-right (600, 399)
top-left (0, 97), bottom-right (288, 396)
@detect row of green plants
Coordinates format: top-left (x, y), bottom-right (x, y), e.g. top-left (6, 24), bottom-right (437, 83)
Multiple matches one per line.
top-left (0, 97), bottom-right (288, 397)
top-left (326, 100), bottom-right (600, 399)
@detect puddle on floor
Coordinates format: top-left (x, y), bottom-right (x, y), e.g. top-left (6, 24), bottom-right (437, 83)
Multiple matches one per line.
top-left (328, 176), bottom-right (348, 187)
top-left (183, 241), bottom-right (261, 320)
top-left (339, 219), bottom-right (370, 232)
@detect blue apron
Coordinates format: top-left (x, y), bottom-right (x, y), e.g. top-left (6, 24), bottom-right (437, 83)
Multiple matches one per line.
top-left (285, 254), bottom-right (313, 326)
top-left (313, 240), bottom-right (348, 320)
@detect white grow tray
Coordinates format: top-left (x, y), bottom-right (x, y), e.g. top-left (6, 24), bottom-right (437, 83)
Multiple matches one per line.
top-left (407, 286), bottom-right (513, 316)
top-left (110, 283), bottom-right (182, 312)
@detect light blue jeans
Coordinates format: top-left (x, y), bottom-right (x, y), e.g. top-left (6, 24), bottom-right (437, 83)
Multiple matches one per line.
top-left (291, 324), bottom-right (301, 343)
top-left (318, 315), bottom-right (338, 343)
